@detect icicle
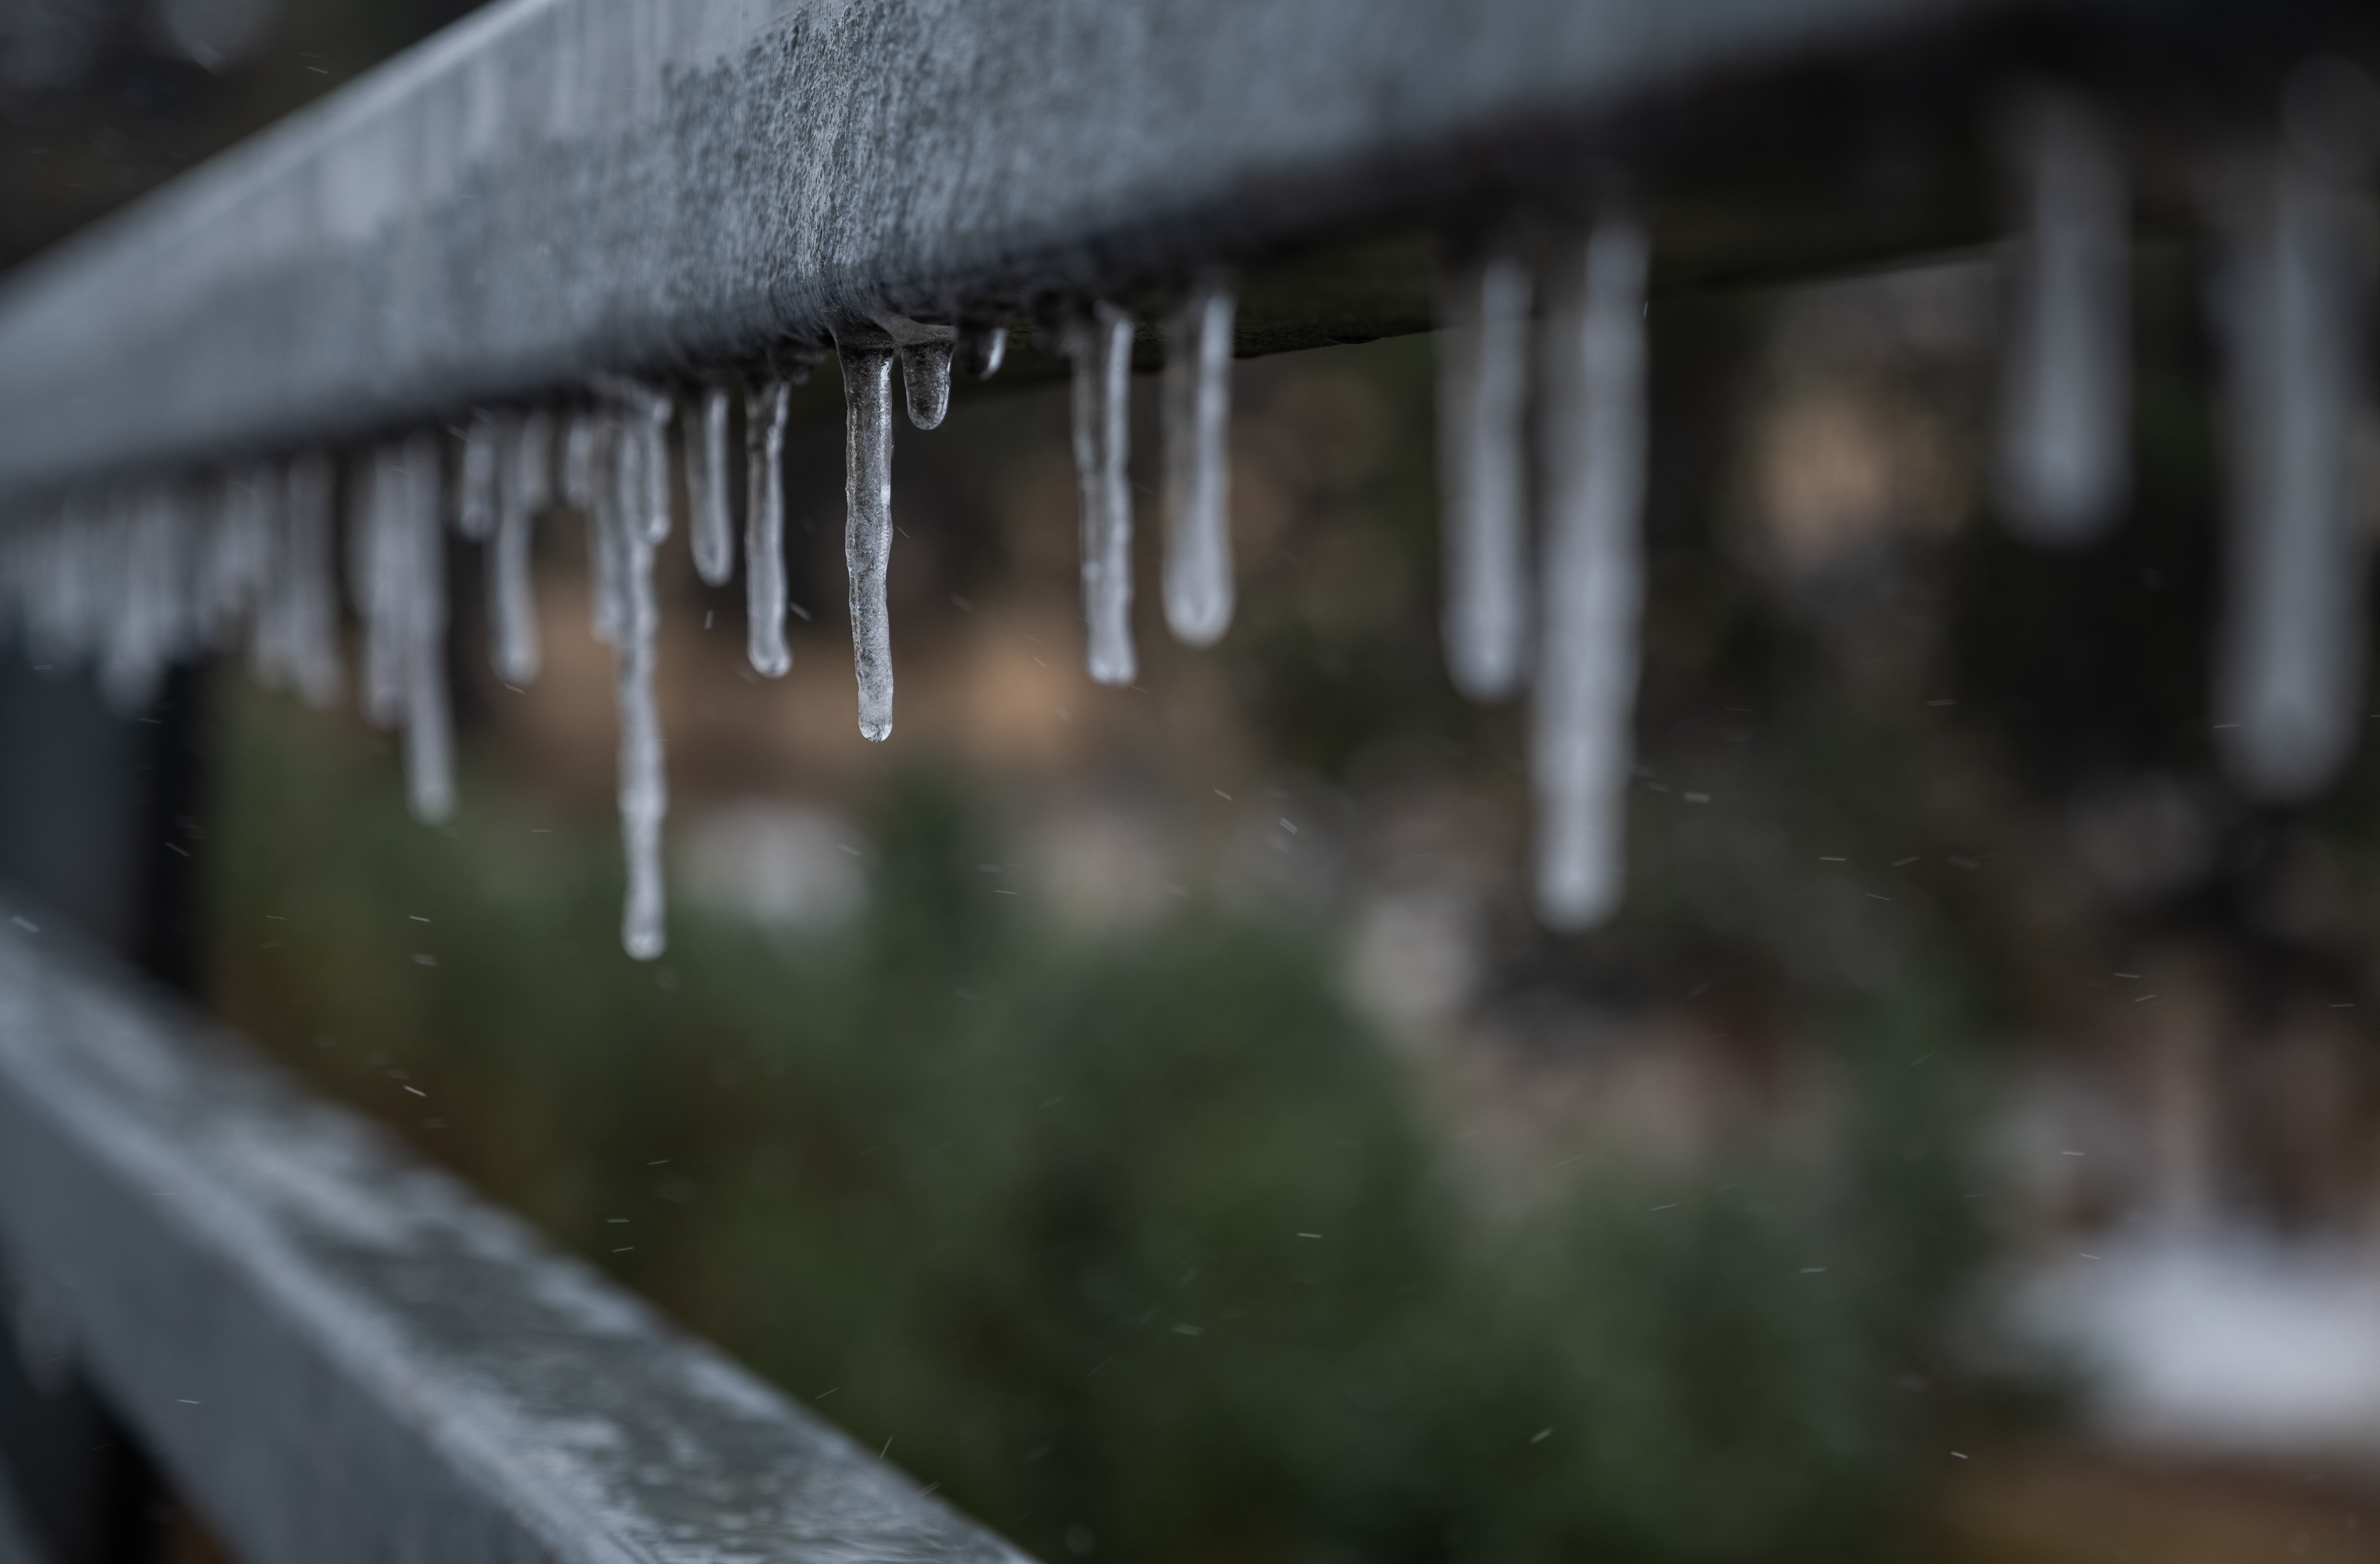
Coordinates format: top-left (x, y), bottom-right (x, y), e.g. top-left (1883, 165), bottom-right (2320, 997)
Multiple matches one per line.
top-left (354, 445), bottom-right (407, 728)
top-left (1161, 279), bottom-right (1236, 647)
top-left (958, 320), bottom-right (1008, 380)
top-left (588, 412), bottom-right (630, 646)
top-left (1438, 246), bottom-right (1535, 702)
top-left (202, 466), bottom-right (271, 650)
top-left (284, 452), bottom-right (343, 707)
top-left (1069, 302), bottom-right (1137, 686)
top-left (1533, 218), bottom-right (1650, 930)
top-left (2211, 119), bottom-right (2377, 802)
top-left (604, 418), bottom-right (670, 960)
top-left (897, 339), bottom-right (954, 431)
top-left (1996, 90), bottom-right (2131, 544)
top-left (743, 378), bottom-right (792, 677)
top-left (597, 375), bottom-right (675, 547)
top-left (397, 431), bottom-right (455, 823)
top-left (562, 410), bottom-right (598, 511)
top-left (839, 337), bottom-right (898, 740)
top-left (239, 463), bottom-right (290, 679)
top-left (688, 381), bottom-right (735, 586)
top-left (493, 409), bottom-right (550, 684)
top-left (101, 484), bottom-right (189, 713)
top-left (458, 411), bottom-right (501, 541)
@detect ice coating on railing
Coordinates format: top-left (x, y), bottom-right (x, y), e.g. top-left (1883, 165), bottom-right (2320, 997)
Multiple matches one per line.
top-left (840, 340), bottom-right (898, 741)
top-left (744, 378), bottom-right (792, 678)
top-left (1439, 247), bottom-right (1534, 702)
top-left (689, 382), bottom-right (735, 586)
top-left (1070, 303), bottom-right (1137, 686)
top-left (603, 421), bottom-right (670, 960)
top-left (493, 410), bottom-right (550, 685)
top-left (1534, 219), bottom-right (1649, 930)
top-left (1161, 281), bottom-right (1235, 648)
top-left (2212, 101), bottom-right (2377, 803)
top-left (459, 411), bottom-right (501, 541)
top-left (1996, 90), bottom-right (2131, 545)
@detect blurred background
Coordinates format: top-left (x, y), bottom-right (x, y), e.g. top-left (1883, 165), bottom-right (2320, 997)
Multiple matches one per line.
top-left (12, 4), bottom-right (2380, 1564)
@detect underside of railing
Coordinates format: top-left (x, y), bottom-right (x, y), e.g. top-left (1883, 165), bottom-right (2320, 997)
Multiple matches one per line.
top-left (0, 904), bottom-right (1025, 1564)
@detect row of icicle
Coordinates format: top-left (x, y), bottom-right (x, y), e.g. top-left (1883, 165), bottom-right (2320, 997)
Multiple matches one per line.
top-left (0, 63), bottom-right (2370, 955)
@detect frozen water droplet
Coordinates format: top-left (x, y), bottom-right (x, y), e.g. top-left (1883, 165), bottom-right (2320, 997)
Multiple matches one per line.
top-left (562, 410), bottom-right (598, 511)
top-left (688, 381), bottom-right (735, 586)
top-left (2212, 136), bottom-right (2374, 801)
top-left (898, 339), bottom-right (954, 430)
top-left (493, 409), bottom-right (550, 684)
top-left (839, 337), bottom-right (897, 741)
top-left (958, 321), bottom-right (1008, 380)
top-left (1439, 246), bottom-right (1534, 701)
top-left (1069, 302), bottom-right (1137, 686)
top-left (1996, 90), bottom-right (2131, 544)
top-left (1534, 219), bottom-right (1649, 930)
top-left (1162, 279), bottom-right (1235, 647)
top-left (457, 411), bottom-right (500, 541)
top-left (743, 378), bottom-right (792, 677)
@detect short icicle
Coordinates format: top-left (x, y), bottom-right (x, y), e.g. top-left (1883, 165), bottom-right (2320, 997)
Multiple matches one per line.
top-left (839, 335), bottom-right (899, 740)
top-left (397, 431), bottom-right (455, 823)
top-left (1438, 244), bottom-right (1535, 702)
top-left (283, 452), bottom-right (343, 707)
top-left (602, 416), bottom-right (670, 960)
top-left (688, 381), bottom-right (735, 586)
top-left (1069, 302), bottom-right (1137, 686)
top-left (1161, 279), bottom-right (1236, 647)
top-left (898, 339), bottom-right (954, 431)
top-left (1996, 90), bottom-right (2131, 544)
top-left (458, 411), bottom-right (501, 541)
top-left (743, 378), bottom-right (792, 677)
top-left (493, 409), bottom-right (551, 684)
top-left (1532, 218), bottom-right (1650, 931)
top-left (562, 410), bottom-right (598, 511)
top-left (2211, 95), bottom-right (2377, 803)
top-left (353, 444), bottom-right (408, 730)
top-left (957, 321), bottom-right (1008, 380)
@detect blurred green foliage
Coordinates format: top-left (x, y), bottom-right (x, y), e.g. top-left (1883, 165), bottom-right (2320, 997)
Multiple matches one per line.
top-left (210, 684), bottom-right (1985, 1564)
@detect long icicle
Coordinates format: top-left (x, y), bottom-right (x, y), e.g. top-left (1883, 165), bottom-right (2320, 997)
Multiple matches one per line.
top-left (1533, 218), bottom-right (1650, 930)
top-left (2212, 136), bottom-right (2374, 801)
top-left (839, 337), bottom-right (898, 740)
top-left (398, 431), bottom-right (455, 823)
top-left (493, 409), bottom-right (550, 684)
top-left (744, 378), bottom-right (792, 677)
top-left (689, 381), bottom-right (735, 586)
top-left (1161, 278), bottom-right (1236, 647)
top-left (589, 411), bottom-right (627, 647)
top-left (1439, 244), bottom-right (1535, 702)
top-left (605, 401), bottom-right (671, 960)
top-left (1996, 90), bottom-right (2131, 544)
top-left (1071, 302), bottom-right (1137, 686)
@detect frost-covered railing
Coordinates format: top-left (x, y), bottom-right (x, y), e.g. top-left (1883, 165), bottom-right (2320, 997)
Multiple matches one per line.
top-left (0, 909), bottom-right (1027, 1564)
top-left (0, 0), bottom-right (2374, 940)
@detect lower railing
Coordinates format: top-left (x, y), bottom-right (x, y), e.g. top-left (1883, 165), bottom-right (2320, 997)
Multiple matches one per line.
top-left (0, 900), bottom-right (1027, 1564)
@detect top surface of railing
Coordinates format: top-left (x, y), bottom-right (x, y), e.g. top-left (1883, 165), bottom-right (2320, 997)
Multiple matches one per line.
top-left (0, 0), bottom-right (1999, 505)
top-left (0, 908), bottom-right (1029, 1564)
